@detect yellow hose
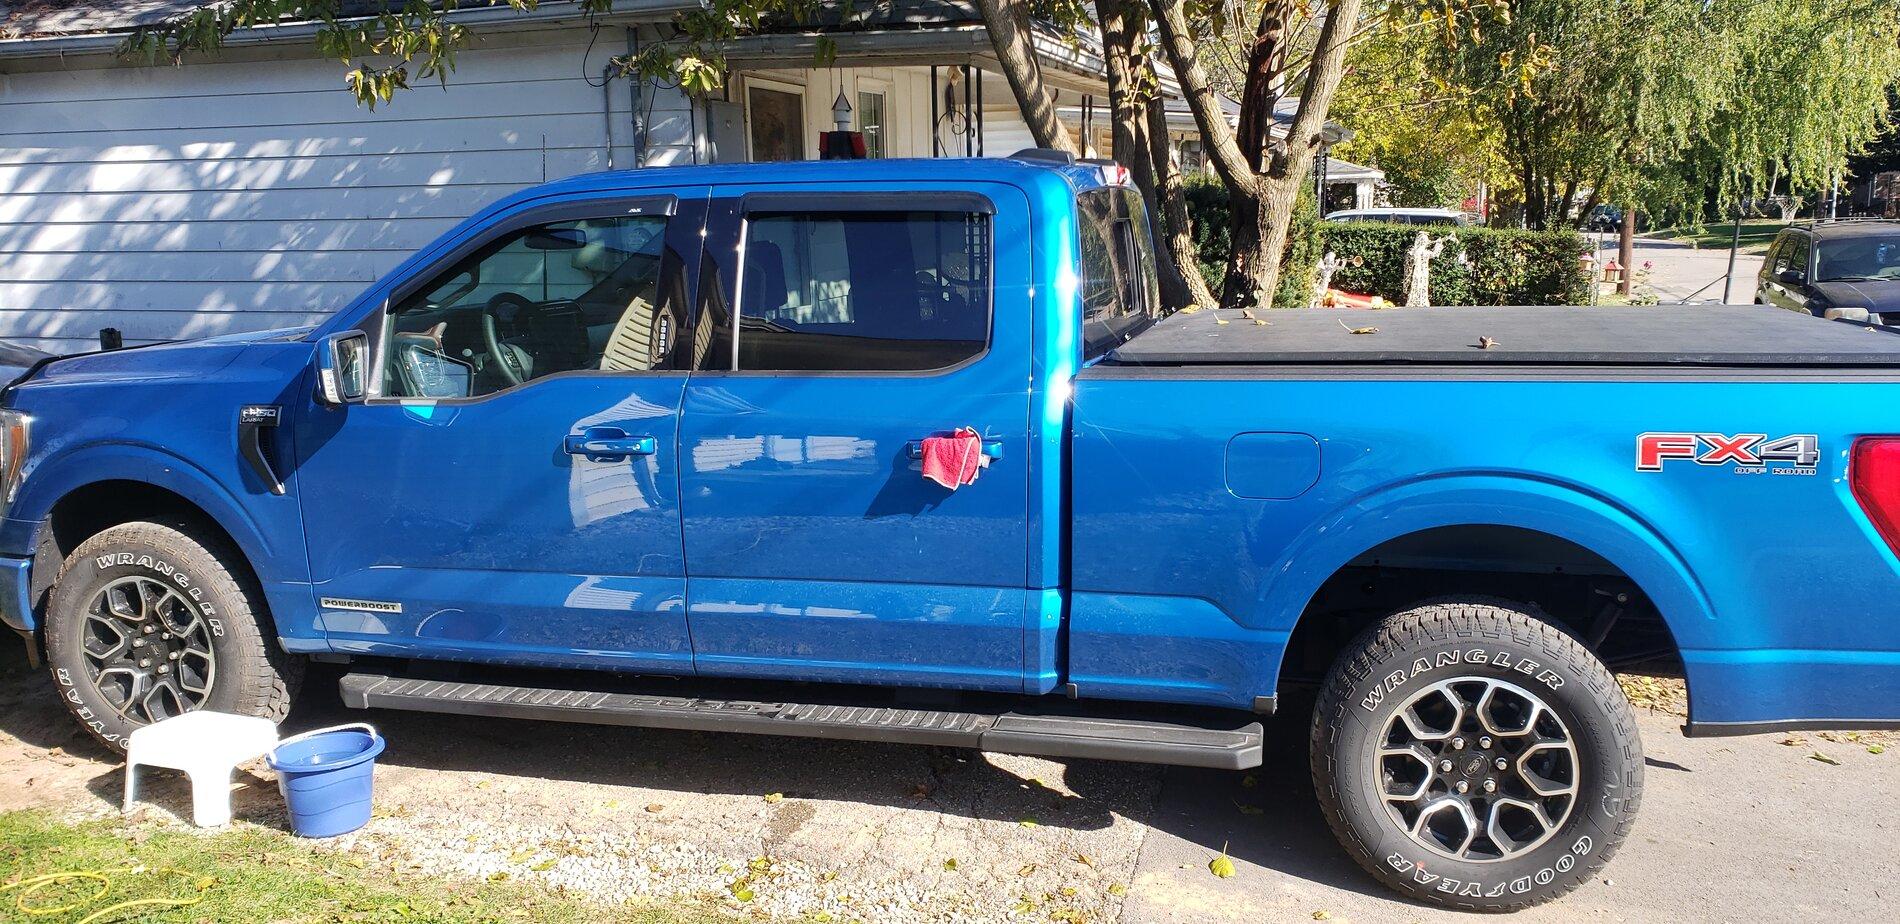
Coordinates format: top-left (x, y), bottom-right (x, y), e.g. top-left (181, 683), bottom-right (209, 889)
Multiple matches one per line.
top-left (0, 865), bottom-right (211, 923)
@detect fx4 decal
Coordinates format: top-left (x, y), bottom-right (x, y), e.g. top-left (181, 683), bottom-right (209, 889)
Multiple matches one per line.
top-left (1637, 432), bottom-right (1819, 474)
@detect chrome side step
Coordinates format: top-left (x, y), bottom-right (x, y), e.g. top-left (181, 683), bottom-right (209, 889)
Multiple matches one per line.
top-left (339, 673), bottom-right (1263, 770)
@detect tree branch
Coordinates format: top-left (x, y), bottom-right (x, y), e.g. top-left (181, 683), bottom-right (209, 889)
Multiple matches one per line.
top-left (1149, 0), bottom-right (1253, 188)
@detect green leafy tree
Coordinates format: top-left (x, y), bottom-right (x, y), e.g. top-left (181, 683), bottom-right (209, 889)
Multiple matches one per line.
top-left (1414, 0), bottom-right (1900, 229)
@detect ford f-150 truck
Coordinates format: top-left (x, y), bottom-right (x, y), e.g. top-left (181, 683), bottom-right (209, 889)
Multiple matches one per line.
top-left (4, 154), bottom-right (1899, 911)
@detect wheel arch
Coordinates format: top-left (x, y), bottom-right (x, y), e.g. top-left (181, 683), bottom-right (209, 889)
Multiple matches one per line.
top-left (10, 444), bottom-right (284, 637)
top-left (1264, 475), bottom-right (1708, 706)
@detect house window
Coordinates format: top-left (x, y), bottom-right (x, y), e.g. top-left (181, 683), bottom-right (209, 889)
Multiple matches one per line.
top-left (858, 90), bottom-right (886, 158)
top-left (748, 85), bottom-right (806, 162)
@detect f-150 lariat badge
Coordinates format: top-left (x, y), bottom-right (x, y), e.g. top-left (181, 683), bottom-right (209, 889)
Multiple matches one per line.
top-left (1636, 432), bottom-right (1819, 475)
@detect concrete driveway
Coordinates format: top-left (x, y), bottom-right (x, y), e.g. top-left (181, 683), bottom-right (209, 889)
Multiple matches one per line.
top-left (1, 645), bottom-right (1892, 922)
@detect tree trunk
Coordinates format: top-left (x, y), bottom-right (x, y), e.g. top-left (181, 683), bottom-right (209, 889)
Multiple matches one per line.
top-left (974, 0), bottom-right (1078, 154)
top-left (1144, 93), bottom-right (1218, 307)
top-left (1096, 0), bottom-right (1199, 310)
top-left (1234, 2), bottom-right (1293, 171)
top-left (1236, 0), bottom-right (1362, 307)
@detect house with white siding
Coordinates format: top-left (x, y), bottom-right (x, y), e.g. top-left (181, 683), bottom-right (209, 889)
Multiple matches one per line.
top-left (0, 0), bottom-right (1379, 352)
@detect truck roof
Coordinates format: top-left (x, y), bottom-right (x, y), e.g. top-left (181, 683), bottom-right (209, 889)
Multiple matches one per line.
top-left (1109, 305), bottom-right (1900, 367)
top-left (517, 156), bottom-right (1111, 200)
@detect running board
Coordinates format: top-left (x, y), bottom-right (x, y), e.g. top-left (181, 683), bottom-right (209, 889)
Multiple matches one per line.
top-left (339, 673), bottom-right (1263, 770)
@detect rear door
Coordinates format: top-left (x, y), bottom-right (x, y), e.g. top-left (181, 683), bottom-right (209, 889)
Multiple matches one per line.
top-left (676, 183), bottom-right (1035, 691)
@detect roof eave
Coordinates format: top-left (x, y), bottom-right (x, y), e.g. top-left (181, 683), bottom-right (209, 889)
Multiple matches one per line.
top-left (0, 0), bottom-right (702, 61)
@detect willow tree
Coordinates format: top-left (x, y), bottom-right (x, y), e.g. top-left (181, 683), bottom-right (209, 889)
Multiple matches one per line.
top-left (1415, 0), bottom-right (1900, 229)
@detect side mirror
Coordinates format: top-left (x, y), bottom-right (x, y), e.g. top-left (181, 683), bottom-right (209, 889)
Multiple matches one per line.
top-left (315, 331), bottom-right (369, 405)
top-left (1776, 268), bottom-right (1806, 286)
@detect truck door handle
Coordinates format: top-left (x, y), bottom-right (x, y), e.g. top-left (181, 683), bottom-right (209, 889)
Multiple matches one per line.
top-left (563, 427), bottom-right (656, 460)
top-left (905, 439), bottom-right (1004, 460)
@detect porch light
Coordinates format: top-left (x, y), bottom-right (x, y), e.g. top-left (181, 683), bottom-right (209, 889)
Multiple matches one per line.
top-left (831, 90), bottom-right (853, 132)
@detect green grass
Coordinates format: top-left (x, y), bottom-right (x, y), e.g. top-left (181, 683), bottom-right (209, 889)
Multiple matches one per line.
top-left (0, 811), bottom-right (730, 924)
top-left (1642, 219), bottom-right (1788, 255)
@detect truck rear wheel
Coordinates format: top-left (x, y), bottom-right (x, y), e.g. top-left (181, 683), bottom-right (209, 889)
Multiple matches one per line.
top-left (1310, 598), bottom-right (1641, 911)
top-left (42, 520), bottom-right (300, 752)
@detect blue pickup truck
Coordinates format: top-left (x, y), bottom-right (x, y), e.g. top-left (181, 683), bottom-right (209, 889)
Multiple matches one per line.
top-left (3, 154), bottom-right (1899, 910)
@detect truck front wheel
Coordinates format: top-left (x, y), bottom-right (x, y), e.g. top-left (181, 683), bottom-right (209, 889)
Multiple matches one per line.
top-left (1310, 598), bottom-right (1642, 911)
top-left (42, 520), bottom-right (300, 752)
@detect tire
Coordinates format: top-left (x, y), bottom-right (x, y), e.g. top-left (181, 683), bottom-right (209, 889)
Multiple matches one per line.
top-left (1310, 598), bottom-right (1641, 912)
top-left (42, 520), bottom-right (301, 752)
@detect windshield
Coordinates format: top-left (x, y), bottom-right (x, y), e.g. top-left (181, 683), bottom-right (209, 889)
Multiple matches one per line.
top-left (1816, 235), bottom-right (1900, 282)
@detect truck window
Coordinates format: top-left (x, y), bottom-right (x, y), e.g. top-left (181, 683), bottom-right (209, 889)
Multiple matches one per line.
top-left (725, 209), bottom-right (991, 371)
top-left (1077, 187), bottom-right (1161, 359)
top-left (382, 214), bottom-right (680, 398)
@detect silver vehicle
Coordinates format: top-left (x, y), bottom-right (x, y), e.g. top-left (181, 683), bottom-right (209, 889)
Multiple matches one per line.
top-left (1325, 207), bottom-right (1472, 226)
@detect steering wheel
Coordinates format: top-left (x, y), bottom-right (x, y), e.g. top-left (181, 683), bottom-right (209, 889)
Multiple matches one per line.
top-left (480, 292), bottom-right (535, 387)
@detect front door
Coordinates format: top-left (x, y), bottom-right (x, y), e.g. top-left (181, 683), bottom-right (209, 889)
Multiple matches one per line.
top-left (677, 184), bottom-right (1035, 691)
top-left (293, 192), bottom-right (704, 672)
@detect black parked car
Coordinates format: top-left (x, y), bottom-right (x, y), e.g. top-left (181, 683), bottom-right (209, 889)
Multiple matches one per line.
top-left (1756, 220), bottom-right (1900, 322)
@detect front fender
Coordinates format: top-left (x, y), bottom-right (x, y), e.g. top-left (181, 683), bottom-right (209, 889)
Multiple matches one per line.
top-left (1260, 471), bottom-right (1715, 661)
top-left (3, 441), bottom-right (283, 568)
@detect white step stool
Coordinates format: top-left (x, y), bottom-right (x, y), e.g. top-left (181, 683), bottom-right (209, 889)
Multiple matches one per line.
top-left (123, 711), bottom-right (279, 827)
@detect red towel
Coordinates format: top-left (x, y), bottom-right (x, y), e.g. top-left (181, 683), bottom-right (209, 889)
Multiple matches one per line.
top-left (921, 427), bottom-right (987, 489)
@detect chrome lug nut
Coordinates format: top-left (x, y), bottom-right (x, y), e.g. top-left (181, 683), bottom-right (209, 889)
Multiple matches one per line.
top-left (1479, 736), bottom-right (1493, 748)
top-left (167, 651), bottom-right (180, 660)
top-left (142, 624), bottom-right (156, 634)
top-left (1455, 780), bottom-right (1470, 794)
top-left (1451, 737), bottom-right (1466, 750)
top-left (131, 638), bottom-right (145, 648)
top-left (1495, 758), bottom-right (1509, 770)
top-left (1482, 779), bottom-right (1497, 793)
top-left (1439, 760), bottom-right (1454, 772)
top-left (156, 665), bottom-right (170, 675)
top-left (137, 659), bottom-right (151, 668)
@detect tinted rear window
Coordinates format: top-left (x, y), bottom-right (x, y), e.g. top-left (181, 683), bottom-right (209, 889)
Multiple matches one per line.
top-left (1078, 187), bottom-right (1161, 359)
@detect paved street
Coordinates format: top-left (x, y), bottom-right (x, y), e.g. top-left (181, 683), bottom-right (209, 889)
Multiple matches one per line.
top-left (1606, 236), bottom-right (1768, 304)
top-left (2, 645), bottom-right (1892, 922)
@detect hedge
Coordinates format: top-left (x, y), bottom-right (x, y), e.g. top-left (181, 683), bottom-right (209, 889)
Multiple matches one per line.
top-left (1181, 179), bottom-right (1592, 306)
top-left (1316, 222), bottom-right (1592, 306)
top-left (1182, 175), bottom-right (1320, 309)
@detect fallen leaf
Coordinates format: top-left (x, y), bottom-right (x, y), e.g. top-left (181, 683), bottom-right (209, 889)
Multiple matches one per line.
top-left (1209, 842), bottom-right (1236, 879)
top-left (749, 856), bottom-right (772, 872)
top-left (506, 849), bottom-right (535, 864)
top-left (1019, 864), bottom-right (1038, 877)
top-left (1060, 885), bottom-right (1079, 897)
top-left (644, 803), bottom-right (665, 813)
top-left (1232, 799), bottom-right (1264, 816)
top-left (1869, 744), bottom-right (1887, 755)
top-left (474, 780), bottom-right (493, 790)
top-left (1240, 774), bottom-right (1257, 789)
top-left (1809, 750), bottom-right (1842, 766)
top-left (1338, 318), bottom-right (1378, 334)
top-left (1313, 912), bottom-right (1332, 921)
top-left (530, 858), bottom-right (558, 872)
top-left (1019, 817), bottom-right (1039, 828)
top-left (763, 792), bottom-right (784, 804)
top-left (943, 858), bottom-right (959, 871)
top-left (1107, 883), bottom-right (1128, 897)
top-left (909, 783), bottom-right (932, 798)
top-left (820, 871), bottom-right (838, 883)
top-left (1478, 336), bottom-right (1500, 349)
top-left (1073, 853), bottom-right (1095, 868)
top-left (1215, 318), bottom-right (1231, 325)
top-left (486, 871), bottom-right (509, 882)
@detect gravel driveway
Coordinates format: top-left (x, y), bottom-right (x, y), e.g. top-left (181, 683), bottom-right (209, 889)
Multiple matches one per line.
top-left (1, 646), bottom-right (1893, 922)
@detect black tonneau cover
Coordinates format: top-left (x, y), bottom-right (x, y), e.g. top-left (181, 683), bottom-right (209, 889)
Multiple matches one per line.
top-left (1109, 305), bottom-right (1900, 366)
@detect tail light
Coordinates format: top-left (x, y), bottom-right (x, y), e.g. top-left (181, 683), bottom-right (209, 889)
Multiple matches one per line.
top-left (1850, 437), bottom-right (1900, 555)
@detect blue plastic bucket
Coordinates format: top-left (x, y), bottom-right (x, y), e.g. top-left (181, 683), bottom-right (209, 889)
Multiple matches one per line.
top-left (268, 722), bottom-right (385, 838)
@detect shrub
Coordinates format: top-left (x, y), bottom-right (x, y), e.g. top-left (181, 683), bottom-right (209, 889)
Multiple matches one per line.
top-left (1317, 222), bottom-right (1592, 306)
top-left (1181, 174), bottom-right (1323, 308)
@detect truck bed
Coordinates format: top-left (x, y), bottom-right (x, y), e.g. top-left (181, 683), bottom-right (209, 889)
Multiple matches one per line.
top-left (1107, 305), bottom-right (1900, 367)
